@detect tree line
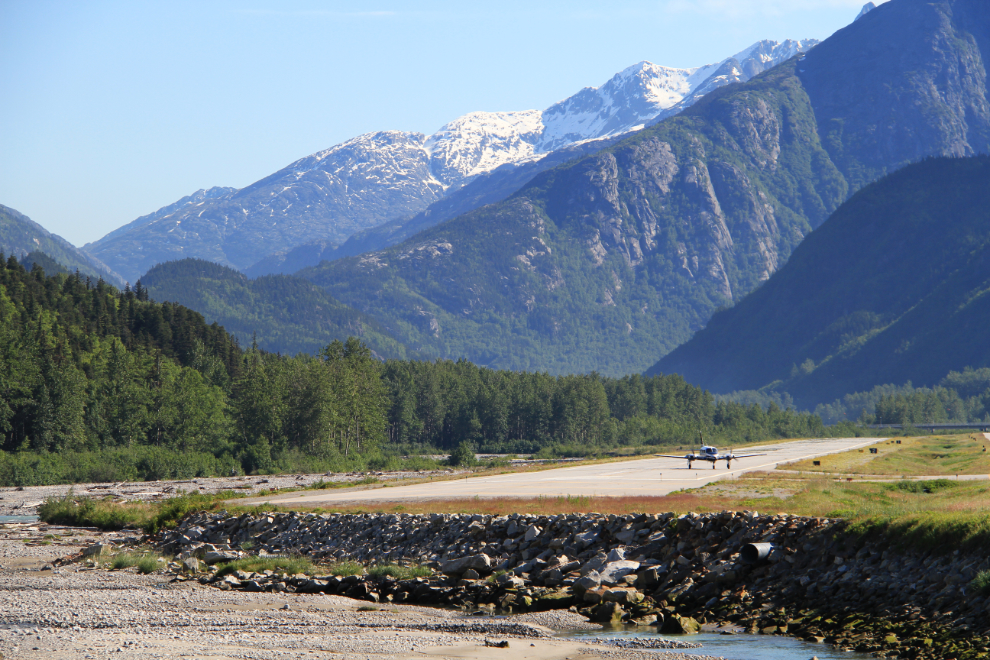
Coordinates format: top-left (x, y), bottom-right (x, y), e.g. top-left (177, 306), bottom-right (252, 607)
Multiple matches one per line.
top-left (812, 368), bottom-right (990, 426)
top-left (0, 254), bottom-right (833, 485)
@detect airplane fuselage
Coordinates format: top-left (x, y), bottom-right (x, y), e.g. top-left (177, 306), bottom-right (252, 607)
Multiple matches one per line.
top-left (655, 445), bottom-right (765, 470)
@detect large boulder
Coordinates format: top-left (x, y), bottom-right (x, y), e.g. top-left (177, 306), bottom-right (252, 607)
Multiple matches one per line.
top-left (579, 552), bottom-right (608, 576)
top-left (573, 570), bottom-right (602, 594)
top-left (591, 601), bottom-right (625, 624)
top-left (602, 588), bottom-right (644, 605)
top-left (661, 615), bottom-right (701, 634)
top-left (599, 560), bottom-right (641, 586)
top-left (441, 553), bottom-right (492, 576)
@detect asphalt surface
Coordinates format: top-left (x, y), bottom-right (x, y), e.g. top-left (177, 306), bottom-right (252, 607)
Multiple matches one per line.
top-left (246, 437), bottom-right (886, 507)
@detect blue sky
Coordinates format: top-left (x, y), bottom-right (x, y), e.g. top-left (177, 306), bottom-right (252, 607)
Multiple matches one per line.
top-left (0, 0), bottom-right (879, 247)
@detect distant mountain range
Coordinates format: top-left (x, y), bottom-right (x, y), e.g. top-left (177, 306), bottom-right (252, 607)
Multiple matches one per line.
top-left (649, 156), bottom-right (990, 406)
top-left (83, 39), bottom-right (817, 283)
top-left (288, 0), bottom-right (990, 375)
top-left (18, 0), bottom-right (990, 391)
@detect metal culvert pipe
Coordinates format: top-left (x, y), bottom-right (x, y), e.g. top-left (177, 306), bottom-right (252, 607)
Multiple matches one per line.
top-left (741, 542), bottom-right (774, 563)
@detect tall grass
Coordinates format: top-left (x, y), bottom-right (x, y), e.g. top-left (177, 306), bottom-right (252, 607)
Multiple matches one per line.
top-left (214, 556), bottom-right (316, 578)
top-left (108, 552), bottom-right (163, 574)
top-left (38, 490), bottom-right (242, 533)
top-left (366, 564), bottom-right (432, 580)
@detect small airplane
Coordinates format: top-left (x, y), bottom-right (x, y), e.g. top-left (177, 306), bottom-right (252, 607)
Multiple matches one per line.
top-left (655, 444), bottom-right (766, 469)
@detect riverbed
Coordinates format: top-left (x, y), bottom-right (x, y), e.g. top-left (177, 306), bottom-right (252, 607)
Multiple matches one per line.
top-left (565, 628), bottom-right (875, 660)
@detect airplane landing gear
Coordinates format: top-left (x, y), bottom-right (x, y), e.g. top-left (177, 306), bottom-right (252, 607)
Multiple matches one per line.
top-left (687, 461), bottom-right (693, 470)
top-left (712, 463), bottom-right (716, 469)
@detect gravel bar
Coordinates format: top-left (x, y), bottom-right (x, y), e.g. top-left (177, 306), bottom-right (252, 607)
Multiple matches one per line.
top-left (0, 523), bottom-right (723, 659)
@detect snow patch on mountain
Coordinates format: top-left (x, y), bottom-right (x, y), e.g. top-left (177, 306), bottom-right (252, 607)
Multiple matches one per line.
top-left (425, 110), bottom-right (544, 186)
top-left (89, 38), bottom-right (820, 280)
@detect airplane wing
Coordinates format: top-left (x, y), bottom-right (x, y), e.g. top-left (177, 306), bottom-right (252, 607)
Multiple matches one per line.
top-left (655, 454), bottom-right (691, 459)
top-left (726, 453), bottom-right (766, 459)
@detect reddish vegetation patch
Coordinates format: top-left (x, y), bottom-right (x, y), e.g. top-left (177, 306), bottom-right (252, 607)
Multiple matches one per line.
top-left (287, 493), bottom-right (763, 517)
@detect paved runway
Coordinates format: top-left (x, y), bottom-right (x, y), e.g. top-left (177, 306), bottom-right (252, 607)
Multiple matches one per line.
top-left (245, 437), bottom-right (885, 507)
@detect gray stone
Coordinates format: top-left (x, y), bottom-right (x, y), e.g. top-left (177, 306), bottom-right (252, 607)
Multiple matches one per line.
top-left (580, 553), bottom-right (608, 576)
top-left (575, 529), bottom-right (598, 548)
top-left (599, 560), bottom-right (641, 586)
top-left (180, 557), bottom-right (201, 573)
top-left (202, 551), bottom-right (239, 565)
top-left (440, 553), bottom-right (492, 576)
top-left (606, 547), bottom-right (628, 562)
top-left (573, 570), bottom-right (602, 594)
top-left (602, 588), bottom-right (644, 605)
top-left (495, 573), bottom-right (526, 589)
top-left (82, 543), bottom-right (108, 558)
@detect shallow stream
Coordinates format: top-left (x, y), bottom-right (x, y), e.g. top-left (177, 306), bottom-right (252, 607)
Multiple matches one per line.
top-left (563, 628), bottom-right (875, 660)
top-left (0, 515), bottom-right (39, 523)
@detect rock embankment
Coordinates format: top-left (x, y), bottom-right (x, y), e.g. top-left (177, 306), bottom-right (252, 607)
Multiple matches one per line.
top-left (159, 510), bottom-right (990, 659)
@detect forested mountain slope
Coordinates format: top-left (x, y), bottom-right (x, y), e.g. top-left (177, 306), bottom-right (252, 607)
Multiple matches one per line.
top-left (0, 204), bottom-right (121, 285)
top-left (0, 254), bottom-right (827, 485)
top-left (298, 0), bottom-right (990, 376)
top-left (651, 156), bottom-right (990, 406)
top-left (140, 259), bottom-right (412, 360)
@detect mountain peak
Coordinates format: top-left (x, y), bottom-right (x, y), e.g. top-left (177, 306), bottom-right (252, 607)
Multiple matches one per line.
top-left (856, 2), bottom-right (877, 21)
top-left (87, 37), bottom-right (820, 281)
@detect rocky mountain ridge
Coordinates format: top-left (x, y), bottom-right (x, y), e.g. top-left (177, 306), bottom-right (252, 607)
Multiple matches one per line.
top-left (649, 156), bottom-right (990, 405)
top-left (85, 39), bottom-right (817, 283)
top-left (296, 0), bottom-right (990, 376)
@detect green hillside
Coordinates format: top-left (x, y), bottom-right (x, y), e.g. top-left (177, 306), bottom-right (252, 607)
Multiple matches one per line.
top-left (651, 156), bottom-right (990, 406)
top-left (0, 204), bottom-right (121, 285)
top-left (140, 259), bottom-right (413, 360)
top-left (0, 254), bottom-right (830, 485)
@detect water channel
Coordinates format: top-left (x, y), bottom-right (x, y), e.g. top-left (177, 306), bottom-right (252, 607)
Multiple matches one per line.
top-left (564, 628), bottom-right (875, 660)
top-left (0, 515), bottom-right (39, 523)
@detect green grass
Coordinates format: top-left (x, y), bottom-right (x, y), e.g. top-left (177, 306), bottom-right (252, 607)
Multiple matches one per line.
top-left (366, 563), bottom-right (432, 580)
top-left (37, 490), bottom-right (246, 533)
top-left (486, 570), bottom-right (507, 583)
top-left (785, 435), bottom-right (990, 476)
top-left (324, 561), bottom-right (364, 577)
top-left (306, 477), bottom-right (379, 490)
top-left (213, 557), bottom-right (369, 579)
top-left (108, 552), bottom-right (164, 574)
top-left (214, 556), bottom-right (317, 579)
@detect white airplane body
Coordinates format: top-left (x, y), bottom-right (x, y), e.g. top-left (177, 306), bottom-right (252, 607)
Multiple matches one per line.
top-left (655, 445), bottom-right (766, 469)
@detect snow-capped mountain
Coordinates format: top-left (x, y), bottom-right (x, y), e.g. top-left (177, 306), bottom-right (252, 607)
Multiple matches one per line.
top-left (86, 38), bottom-right (818, 283)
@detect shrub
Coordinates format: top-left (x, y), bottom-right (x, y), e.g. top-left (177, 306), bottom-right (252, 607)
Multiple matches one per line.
top-left (972, 570), bottom-right (990, 596)
top-left (447, 442), bottom-right (477, 467)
